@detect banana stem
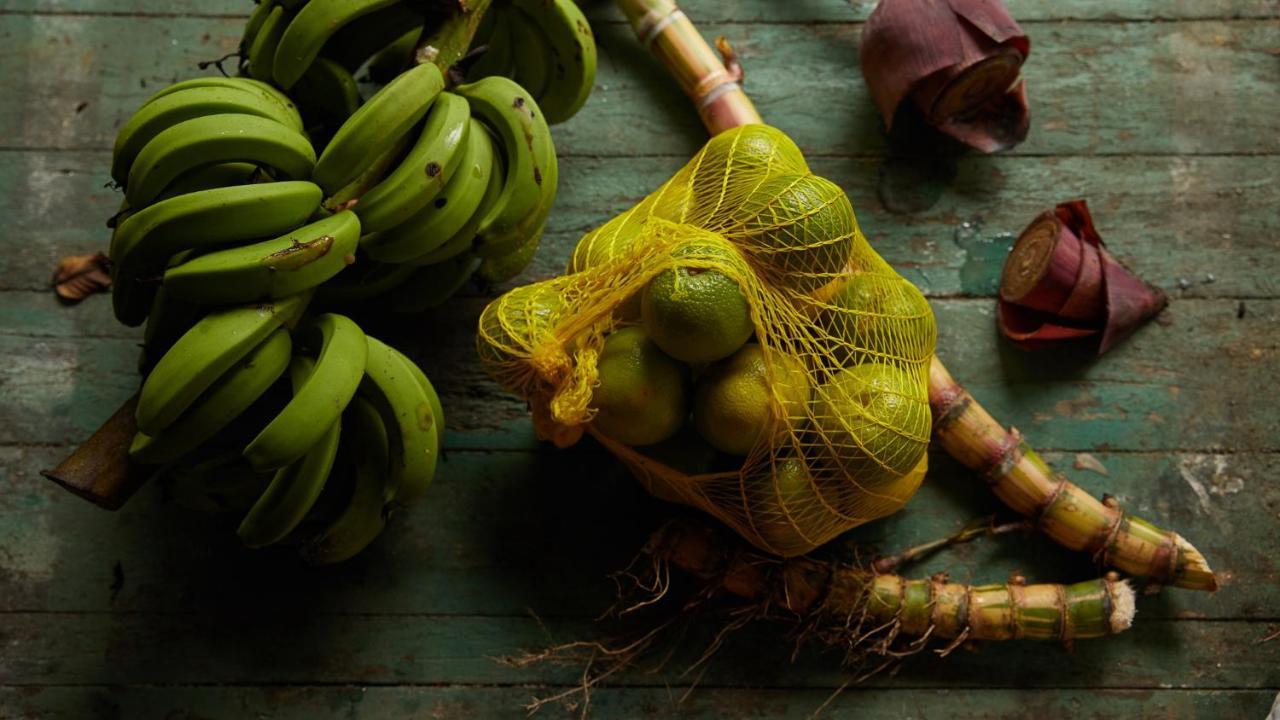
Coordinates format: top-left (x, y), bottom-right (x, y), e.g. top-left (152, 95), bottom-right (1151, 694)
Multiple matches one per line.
top-left (414, 0), bottom-right (494, 78)
top-left (614, 0), bottom-right (1217, 592)
top-left (928, 358), bottom-right (1217, 591)
top-left (653, 520), bottom-right (1135, 643)
top-left (40, 395), bottom-right (143, 510)
top-left (613, 0), bottom-right (761, 133)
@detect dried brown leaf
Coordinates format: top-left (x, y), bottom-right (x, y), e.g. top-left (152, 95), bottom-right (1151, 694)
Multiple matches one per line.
top-left (52, 251), bottom-right (112, 303)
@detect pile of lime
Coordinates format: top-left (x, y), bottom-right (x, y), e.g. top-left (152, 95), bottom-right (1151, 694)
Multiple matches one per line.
top-left (586, 239), bottom-right (924, 490)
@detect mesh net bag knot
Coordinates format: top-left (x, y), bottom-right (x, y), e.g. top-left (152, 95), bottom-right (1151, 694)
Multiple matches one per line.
top-left (479, 125), bottom-right (938, 556)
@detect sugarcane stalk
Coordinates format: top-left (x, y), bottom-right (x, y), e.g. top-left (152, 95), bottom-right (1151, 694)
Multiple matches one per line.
top-left (653, 519), bottom-right (1134, 643)
top-left (612, 0), bottom-right (1216, 591)
top-left (929, 359), bottom-right (1217, 590)
top-left (613, 0), bottom-right (761, 133)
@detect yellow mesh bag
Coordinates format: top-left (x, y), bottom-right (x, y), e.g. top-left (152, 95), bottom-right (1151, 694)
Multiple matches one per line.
top-left (478, 125), bottom-right (937, 556)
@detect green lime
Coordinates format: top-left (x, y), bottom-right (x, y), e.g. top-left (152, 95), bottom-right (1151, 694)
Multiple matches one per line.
top-left (692, 344), bottom-right (810, 455)
top-left (727, 173), bottom-right (856, 292)
top-left (641, 243), bottom-right (754, 364)
top-left (747, 456), bottom-right (822, 555)
top-left (821, 273), bottom-right (935, 367)
top-left (591, 327), bottom-right (689, 446)
top-left (811, 362), bottom-right (929, 485)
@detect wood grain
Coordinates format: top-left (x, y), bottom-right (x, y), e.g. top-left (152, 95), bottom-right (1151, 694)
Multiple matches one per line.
top-left (0, 0), bottom-right (1277, 716)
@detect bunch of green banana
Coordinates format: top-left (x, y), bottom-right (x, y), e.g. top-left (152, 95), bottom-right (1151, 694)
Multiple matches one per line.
top-left (465, 0), bottom-right (597, 124)
top-left (240, 0), bottom-right (429, 125)
top-left (133, 300), bottom-right (444, 563)
top-left (311, 66), bottom-right (558, 306)
top-left (106, 76), bottom-right (371, 331)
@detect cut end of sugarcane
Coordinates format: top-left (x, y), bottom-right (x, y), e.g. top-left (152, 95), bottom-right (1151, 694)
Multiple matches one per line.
top-left (1174, 534), bottom-right (1219, 592)
top-left (1107, 578), bottom-right (1136, 633)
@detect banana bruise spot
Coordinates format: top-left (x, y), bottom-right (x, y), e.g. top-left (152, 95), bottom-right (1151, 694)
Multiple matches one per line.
top-left (262, 235), bottom-right (334, 271)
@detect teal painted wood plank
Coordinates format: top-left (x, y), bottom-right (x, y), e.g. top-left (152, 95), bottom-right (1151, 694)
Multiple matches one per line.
top-left (6, 152), bottom-right (1278, 299)
top-left (4, 17), bottom-right (1279, 157)
top-left (1, 611), bottom-right (1276, 688)
top-left (2, 296), bottom-right (1274, 451)
top-left (3, 686), bottom-right (1277, 720)
top-left (2, 444), bottom-right (1274, 619)
top-left (3, 0), bottom-right (1278, 21)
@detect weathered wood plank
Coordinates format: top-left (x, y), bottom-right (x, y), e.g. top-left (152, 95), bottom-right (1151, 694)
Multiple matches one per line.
top-left (1, 610), bottom-right (1276, 688)
top-left (1, 296), bottom-right (1275, 451)
top-left (4, 16), bottom-right (1279, 157)
top-left (3, 686), bottom-right (1276, 720)
top-left (2, 444), bottom-right (1274, 619)
top-left (3, 0), bottom-right (1278, 22)
top-left (7, 152), bottom-right (1278, 298)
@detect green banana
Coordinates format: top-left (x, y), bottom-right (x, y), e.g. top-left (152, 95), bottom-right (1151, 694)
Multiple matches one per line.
top-left (407, 138), bottom-right (506, 266)
top-left (365, 116), bottom-right (496, 263)
top-left (163, 453), bottom-right (273, 515)
top-left (477, 228), bottom-right (541, 285)
top-left (243, 313), bottom-right (367, 471)
top-left (110, 181), bottom-right (322, 326)
top-left (359, 337), bottom-right (439, 504)
top-left (397, 343), bottom-right (446, 450)
top-left (325, 129), bottom-right (414, 211)
top-left (144, 77), bottom-right (301, 124)
top-left (238, 356), bottom-right (343, 548)
top-left (162, 210), bottom-right (361, 305)
top-left (300, 395), bottom-right (391, 564)
top-left (291, 57), bottom-right (363, 123)
top-left (455, 76), bottom-right (558, 258)
top-left (125, 113), bottom-right (317, 208)
top-left (367, 24), bottom-right (422, 83)
top-left (153, 162), bottom-right (266, 203)
top-left (354, 91), bottom-right (471, 234)
top-left (466, 9), bottom-right (514, 81)
top-left (247, 4), bottom-right (289, 83)
top-left (140, 286), bottom-right (203, 373)
top-left (112, 85), bottom-right (301, 185)
top-left (272, 0), bottom-right (403, 90)
top-left (313, 260), bottom-right (416, 304)
top-left (507, 7), bottom-right (552, 99)
top-left (135, 292), bottom-right (310, 436)
top-left (131, 328), bottom-right (293, 465)
top-left (311, 62), bottom-right (445, 195)
top-left (241, 0), bottom-right (277, 55)
top-left (324, 1), bottom-right (425, 73)
top-left (513, 0), bottom-right (597, 124)
top-left (387, 252), bottom-right (481, 314)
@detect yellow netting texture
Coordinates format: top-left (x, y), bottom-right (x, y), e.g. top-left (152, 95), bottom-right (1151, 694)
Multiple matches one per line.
top-left (477, 125), bottom-right (937, 556)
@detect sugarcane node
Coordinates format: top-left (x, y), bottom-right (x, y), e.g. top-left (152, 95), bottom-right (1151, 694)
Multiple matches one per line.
top-left (1031, 473), bottom-right (1073, 528)
top-left (1101, 492), bottom-right (1120, 508)
top-left (928, 382), bottom-right (971, 431)
top-left (928, 46), bottom-right (1024, 123)
top-left (714, 36), bottom-right (743, 84)
top-left (982, 428), bottom-right (1024, 481)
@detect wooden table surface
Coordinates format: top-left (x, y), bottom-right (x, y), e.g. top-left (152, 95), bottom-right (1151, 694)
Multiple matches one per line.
top-left (2, 0), bottom-right (1278, 717)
